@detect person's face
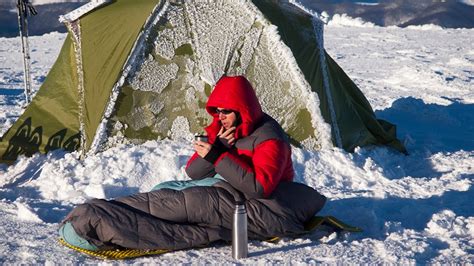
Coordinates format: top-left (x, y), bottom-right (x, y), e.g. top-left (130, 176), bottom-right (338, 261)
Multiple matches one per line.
top-left (216, 108), bottom-right (237, 130)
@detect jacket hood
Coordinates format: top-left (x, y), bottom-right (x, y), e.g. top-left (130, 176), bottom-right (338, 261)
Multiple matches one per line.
top-left (205, 76), bottom-right (263, 142)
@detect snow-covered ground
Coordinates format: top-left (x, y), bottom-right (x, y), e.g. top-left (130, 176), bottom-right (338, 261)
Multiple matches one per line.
top-left (0, 15), bottom-right (473, 264)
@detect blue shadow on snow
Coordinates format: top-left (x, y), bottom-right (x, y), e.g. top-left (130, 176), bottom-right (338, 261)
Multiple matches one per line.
top-left (320, 185), bottom-right (473, 238)
top-left (376, 97), bottom-right (474, 153)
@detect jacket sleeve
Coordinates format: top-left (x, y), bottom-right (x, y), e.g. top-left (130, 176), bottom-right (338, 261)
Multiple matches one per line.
top-left (214, 139), bottom-right (291, 198)
top-left (185, 153), bottom-right (216, 180)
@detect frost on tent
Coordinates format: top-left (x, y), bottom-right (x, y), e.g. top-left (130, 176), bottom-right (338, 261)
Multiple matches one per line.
top-left (109, 1), bottom-right (321, 148)
top-left (185, 1), bottom-right (258, 84)
top-left (169, 116), bottom-right (193, 141)
top-left (131, 55), bottom-right (179, 94)
top-left (246, 26), bottom-right (319, 147)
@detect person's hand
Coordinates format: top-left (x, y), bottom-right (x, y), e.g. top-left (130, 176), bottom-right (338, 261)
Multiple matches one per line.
top-left (193, 140), bottom-right (212, 158)
top-left (217, 126), bottom-right (236, 147)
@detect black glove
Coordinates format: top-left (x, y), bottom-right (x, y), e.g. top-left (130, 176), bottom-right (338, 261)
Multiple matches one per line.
top-left (219, 136), bottom-right (234, 149)
top-left (203, 138), bottom-right (228, 164)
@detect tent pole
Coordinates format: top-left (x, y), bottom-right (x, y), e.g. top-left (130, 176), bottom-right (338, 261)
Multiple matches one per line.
top-left (313, 19), bottom-right (343, 149)
top-left (289, 0), bottom-right (343, 148)
top-left (65, 20), bottom-right (87, 160)
top-left (59, 0), bottom-right (110, 23)
top-left (60, 1), bottom-right (111, 160)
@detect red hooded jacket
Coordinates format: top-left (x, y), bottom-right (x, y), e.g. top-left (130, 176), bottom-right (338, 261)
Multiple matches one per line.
top-left (185, 76), bottom-right (294, 198)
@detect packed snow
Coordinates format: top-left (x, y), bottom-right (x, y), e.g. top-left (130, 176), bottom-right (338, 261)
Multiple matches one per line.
top-left (0, 13), bottom-right (473, 265)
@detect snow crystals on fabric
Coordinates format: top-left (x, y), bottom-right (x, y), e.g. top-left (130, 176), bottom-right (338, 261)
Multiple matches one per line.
top-left (131, 55), bottom-right (179, 94)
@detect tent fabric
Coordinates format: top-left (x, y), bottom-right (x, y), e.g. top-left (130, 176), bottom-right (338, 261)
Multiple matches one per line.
top-left (79, 0), bottom-right (160, 151)
top-left (0, 35), bottom-right (81, 164)
top-left (0, 0), bottom-right (160, 164)
top-left (325, 55), bottom-right (406, 152)
top-left (109, 0), bottom-right (327, 149)
top-left (252, 0), bottom-right (406, 153)
top-left (251, 0), bottom-right (328, 146)
top-left (0, 0), bottom-right (406, 165)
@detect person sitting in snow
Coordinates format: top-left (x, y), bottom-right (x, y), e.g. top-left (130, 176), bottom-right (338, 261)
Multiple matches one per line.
top-left (59, 75), bottom-right (326, 252)
top-left (187, 75), bottom-right (295, 198)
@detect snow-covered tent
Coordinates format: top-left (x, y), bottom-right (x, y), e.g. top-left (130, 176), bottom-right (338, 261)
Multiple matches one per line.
top-left (0, 0), bottom-right (406, 165)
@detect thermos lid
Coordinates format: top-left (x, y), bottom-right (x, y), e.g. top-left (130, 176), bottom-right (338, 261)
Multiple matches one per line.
top-left (234, 204), bottom-right (246, 212)
top-left (234, 200), bottom-right (245, 205)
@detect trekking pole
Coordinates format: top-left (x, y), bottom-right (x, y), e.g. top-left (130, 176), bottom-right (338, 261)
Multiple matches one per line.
top-left (17, 0), bottom-right (37, 104)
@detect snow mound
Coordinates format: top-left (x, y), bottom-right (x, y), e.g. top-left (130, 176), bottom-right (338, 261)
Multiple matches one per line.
top-left (16, 201), bottom-right (43, 223)
top-left (425, 210), bottom-right (474, 259)
top-left (405, 24), bottom-right (444, 31)
top-left (327, 14), bottom-right (376, 28)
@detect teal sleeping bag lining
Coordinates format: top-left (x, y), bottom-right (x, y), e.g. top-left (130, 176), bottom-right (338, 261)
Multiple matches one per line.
top-left (150, 175), bottom-right (225, 191)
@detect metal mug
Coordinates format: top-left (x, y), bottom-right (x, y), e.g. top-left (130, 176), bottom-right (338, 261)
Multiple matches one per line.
top-left (194, 134), bottom-right (208, 143)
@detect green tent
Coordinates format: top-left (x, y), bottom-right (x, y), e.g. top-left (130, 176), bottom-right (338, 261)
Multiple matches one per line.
top-left (0, 0), bottom-right (406, 165)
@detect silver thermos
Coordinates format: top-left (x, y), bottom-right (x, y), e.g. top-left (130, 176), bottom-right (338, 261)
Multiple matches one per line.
top-left (232, 202), bottom-right (248, 259)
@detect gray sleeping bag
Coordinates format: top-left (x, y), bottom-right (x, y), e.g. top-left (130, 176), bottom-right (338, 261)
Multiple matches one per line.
top-left (61, 179), bottom-right (326, 250)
